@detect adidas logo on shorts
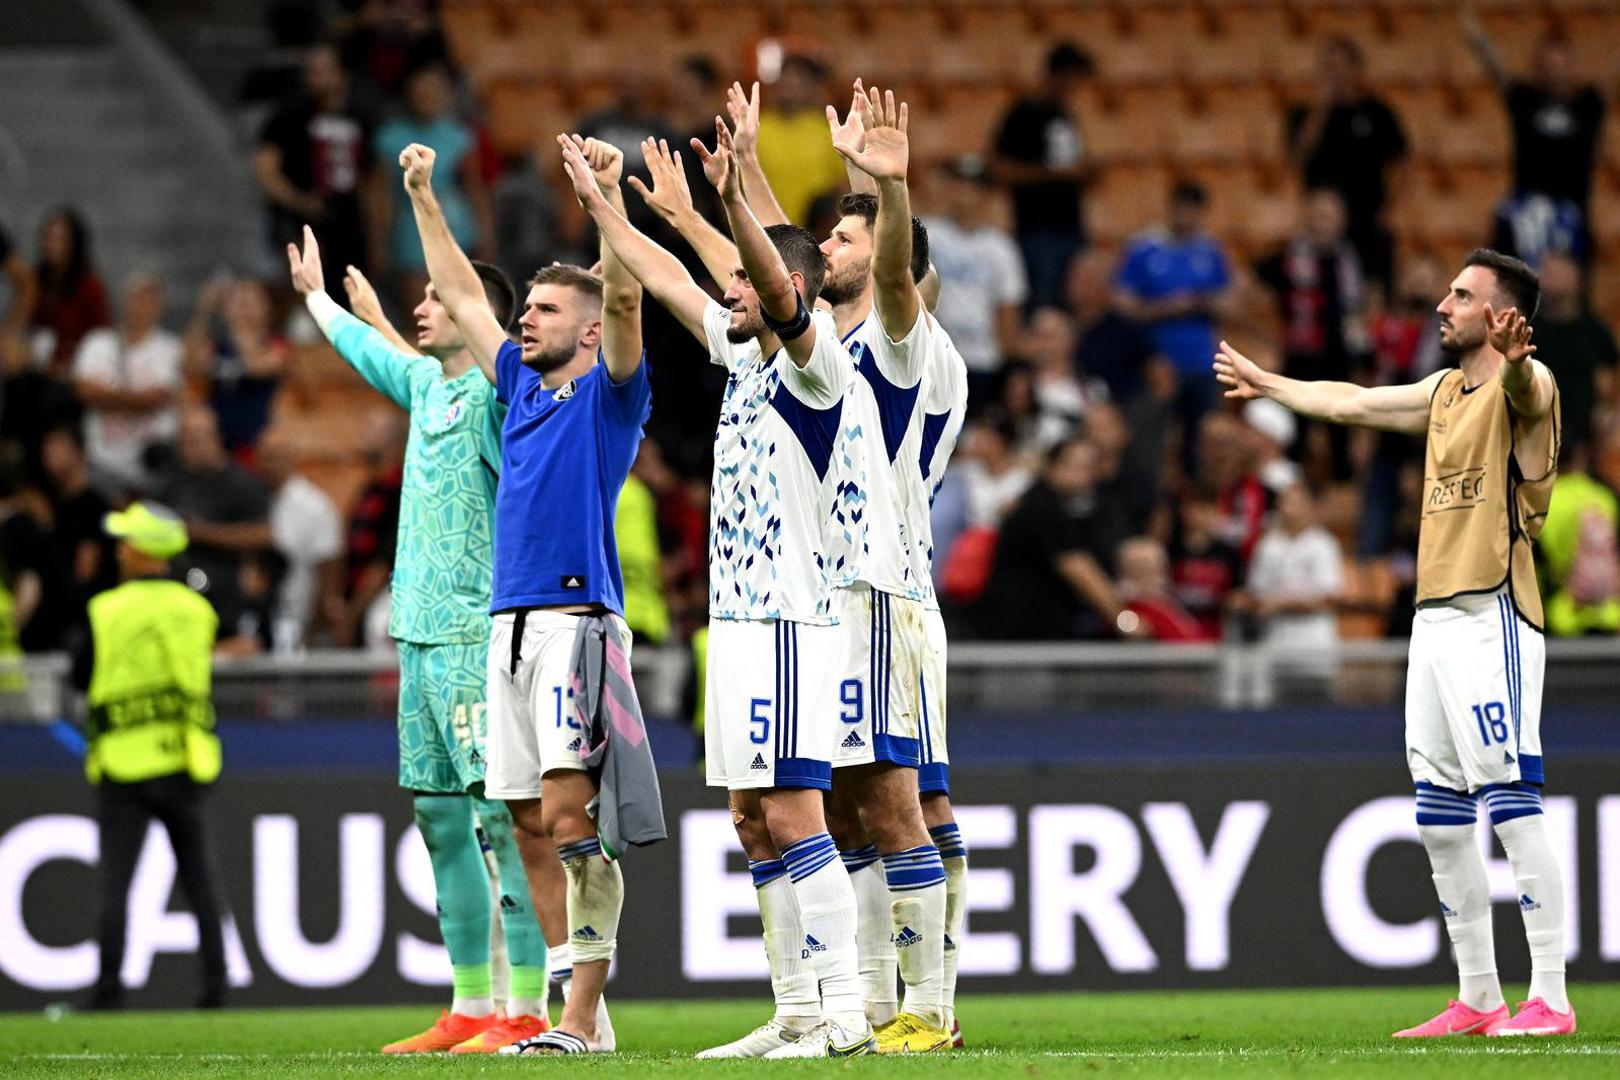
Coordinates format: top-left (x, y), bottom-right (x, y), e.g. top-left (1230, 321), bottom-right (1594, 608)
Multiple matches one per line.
top-left (893, 926), bottom-right (923, 949)
top-left (567, 737), bottom-right (583, 752)
top-left (841, 730), bottom-right (866, 749)
top-left (573, 924), bottom-right (605, 942)
top-left (750, 753), bottom-right (769, 771)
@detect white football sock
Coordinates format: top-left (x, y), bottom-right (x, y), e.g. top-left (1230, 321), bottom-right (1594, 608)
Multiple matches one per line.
top-left (941, 852), bottom-right (967, 1031)
top-left (1493, 812), bottom-right (1569, 1012)
top-left (559, 838), bottom-right (622, 965)
top-left (1419, 822), bottom-right (1504, 1012)
top-left (886, 846), bottom-right (947, 1029)
top-left (752, 861), bottom-right (819, 1026)
top-left (845, 853), bottom-right (897, 1026)
top-left (781, 833), bottom-right (864, 1025)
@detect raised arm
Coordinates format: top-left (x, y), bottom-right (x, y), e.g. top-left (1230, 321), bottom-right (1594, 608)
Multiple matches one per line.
top-left (725, 81), bottom-right (792, 227)
top-left (694, 119), bottom-right (820, 367)
top-left (400, 143), bottom-right (508, 384)
top-left (573, 135), bottom-right (644, 383)
top-left (827, 79), bottom-right (877, 196)
top-left (560, 136), bottom-right (710, 343)
top-left (1214, 339), bottom-right (1442, 434)
top-left (342, 265), bottom-right (419, 356)
top-left (627, 136), bottom-right (739, 288)
top-left (834, 85), bottom-right (921, 339)
top-left (1488, 304), bottom-right (1556, 421)
top-left (288, 225), bottom-right (414, 407)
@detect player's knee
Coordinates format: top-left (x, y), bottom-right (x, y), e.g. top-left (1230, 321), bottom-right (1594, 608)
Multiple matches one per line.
top-left (413, 794), bottom-right (470, 850)
top-left (1414, 782), bottom-right (1476, 840)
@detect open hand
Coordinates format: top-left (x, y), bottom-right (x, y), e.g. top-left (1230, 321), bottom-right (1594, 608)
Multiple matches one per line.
top-left (342, 265), bottom-right (386, 327)
top-left (1213, 340), bottom-right (1268, 400)
top-left (285, 224), bottom-right (324, 296)
top-left (832, 83), bottom-right (908, 182)
top-left (825, 78), bottom-right (867, 156)
top-left (724, 81), bottom-right (761, 159)
top-left (690, 116), bottom-right (740, 202)
top-left (1485, 303), bottom-right (1536, 364)
top-left (627, 137), bottom-right (694, 223)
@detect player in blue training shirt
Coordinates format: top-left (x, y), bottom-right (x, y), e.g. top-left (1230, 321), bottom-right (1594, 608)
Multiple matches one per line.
top-left (402, 137), bottom-right (650, 1055)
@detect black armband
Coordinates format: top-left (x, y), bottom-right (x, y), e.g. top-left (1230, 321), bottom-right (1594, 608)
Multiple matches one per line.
top-left (762, 294), bottom-right (813, 341)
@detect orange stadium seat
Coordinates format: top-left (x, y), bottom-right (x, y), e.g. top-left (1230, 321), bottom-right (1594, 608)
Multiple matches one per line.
top-left (1087, 164), bottom-right (1174, 247)
top-left (1177, 12), bottom-right (1275, 87)
top-left (483, 81), bottom-right (573, 157)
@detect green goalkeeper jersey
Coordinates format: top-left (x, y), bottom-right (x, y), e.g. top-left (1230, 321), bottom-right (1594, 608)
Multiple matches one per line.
top-left (329, 312), bottom-right (506, 645)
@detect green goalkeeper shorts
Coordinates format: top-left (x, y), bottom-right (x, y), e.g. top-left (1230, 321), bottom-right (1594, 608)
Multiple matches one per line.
top-left (397, 640), bottom-right (488, 794)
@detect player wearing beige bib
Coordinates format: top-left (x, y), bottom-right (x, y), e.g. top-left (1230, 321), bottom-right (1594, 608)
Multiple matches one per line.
top-left (1215, 249), bottom-right (1574, 1039)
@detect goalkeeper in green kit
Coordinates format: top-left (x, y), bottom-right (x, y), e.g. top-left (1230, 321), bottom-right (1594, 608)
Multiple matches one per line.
top-left (287, 226), bottom-right (556, 1053)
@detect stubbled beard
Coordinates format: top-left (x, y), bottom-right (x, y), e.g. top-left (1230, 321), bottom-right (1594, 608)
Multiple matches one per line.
top-left (523, 341), bottom-right (574, 372)
top-left (818, 256), bottom-right (870, 307)
top-left (725, 308), bottom-right (766, 343)
top-left (1438, 325), bottom-right (1484, 356)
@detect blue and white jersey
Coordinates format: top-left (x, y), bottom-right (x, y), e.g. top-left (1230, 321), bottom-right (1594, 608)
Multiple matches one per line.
top-left (827, 307), bottom-right (933, 600)
top-left (914, 317), bottom-right (969, 613)
top-left (704, 300), bottom-right (850, 624)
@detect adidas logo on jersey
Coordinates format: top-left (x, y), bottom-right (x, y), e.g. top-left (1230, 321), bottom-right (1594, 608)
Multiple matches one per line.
top-left (841, 730), bottom-right (866, 749)
top-left (801, 934), bottom-right (827, 958)
top-left (750, 753), bottom-right (769, 771)
top-left (893, 926), bottom-right (923, 949)
top-left (573, 925), bottom-right (605, 942)
top-left (1520, 893), bottom-right (1542, 912)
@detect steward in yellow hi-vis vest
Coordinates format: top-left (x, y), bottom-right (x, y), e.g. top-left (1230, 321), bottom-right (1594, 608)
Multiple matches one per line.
top-left (1215, 250), bottom-right (1579, 1032)
top-left (84, 502), bottom-right (227, 1010)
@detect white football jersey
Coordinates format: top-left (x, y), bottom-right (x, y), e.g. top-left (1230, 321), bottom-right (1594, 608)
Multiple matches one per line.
top-left (827, 306), bottom-right (932, 600)
top-left (704, 301), bottom-right (849, 624)
top-left (913, 316), bottom-right (969, 612)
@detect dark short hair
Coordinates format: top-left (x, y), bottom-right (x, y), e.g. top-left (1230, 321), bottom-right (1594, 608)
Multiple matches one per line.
top-left (1044, 434), bottom-right (1093, 470)
top-left (471, 261), bottom-right (518, 329)
top-left (527, 263), bottom-right (605, 311)
top-left (1172, 181), bottom-right (1209, 207)
top-left (1464, 248), bottom-right (1541, 320)
top-left (834, 193), bottom-right (931, 284)
top-left (779, 54), bottom-right (824, 81)
top-left (1047, 42), bottom-right (1094, 77)
top-left (764, 224), bottom-right (827, 306)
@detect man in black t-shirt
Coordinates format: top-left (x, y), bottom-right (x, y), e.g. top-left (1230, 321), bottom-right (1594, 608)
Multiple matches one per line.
top-left (1531, 252), bottom-right (1618, 449)
top-left (977, 438), bottom-right (1127, 640)
top-left (1464, 13), bottom-right (1605, 259)
top-left (991, 43), bottom-right (1094, 310)
top-left (1286, 36), bottom-right (1407, 291)
top-left (254, 43), bottom-right (374, 286)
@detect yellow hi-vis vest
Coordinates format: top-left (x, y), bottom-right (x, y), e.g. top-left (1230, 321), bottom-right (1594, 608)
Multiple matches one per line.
top-left (615, 475), bottom-right (671, 645)
top-left (85, 578), bottom-right (220, 785)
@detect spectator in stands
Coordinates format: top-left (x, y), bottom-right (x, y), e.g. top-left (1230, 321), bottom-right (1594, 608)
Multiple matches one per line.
top-left (755, 55), bottom-right (847, 226)
top-left (1115, 181), bottom-right (1232, 427)
top-left (29, 207), bottom-right (110, 378)
top-left (373, 62), bottom-right (493, 304)
top-left (1462, 11), bottom-right (1605, 260)
top-left (1255, 189), bottom-right (1371, 480)
top-left (327, 409), bottom-right (405, 649)
top-left (72, 273), bottom-right (183, 495)
top-left (1246, 484), bottom-right (1343, 657)
top-left (0, 220), bottom-right (36, 372)
top-left (1286, 35), bottom-right (1407, 290)
top-left (1243, 399), bottom-right (1305, 497)
top-left (991, 43), bottom-right (1093, 311)
top-left (1170, 496), bottom-right (1245, 642)
top-left (1528, 251), bottom-right (1617, 450)
top-left (1080, 400), bottom-right (1150, 551)
top-left (256, 426), bottom-right (343, 651)
top-left (335, 0), bottom-right (451, 120)
top-left (618, 448), bottom-right (672, 647)
top-left (39, 424), bottom-right (116, 628)
top-left (1066, 252), bottom-right (1164, 405)
top-left (491, 139), bottom-right (588, 293)
top-left (924, 155), bottom-right (1028, 400)
top-left (669, 55), bottom-right (725, 226)
top-left (0, 447), bottom-right (65, 652)
top-left (256, 43), bottom-right (374, 288)
top-left (977, 437), bottom-right (1127, 640)
top-left (156, 404), bottom-right (273, 628)
top-left (959, 410), bottom-right (1035, 529)
top-left (1194, 411), bottom-right (1269, 565)
top-left (1116, 536), bottom-right (1208, 643)
top-left (183, 278), bottom-right (291, 462)
top-left (1539, 440), bottom-right (1620, 637)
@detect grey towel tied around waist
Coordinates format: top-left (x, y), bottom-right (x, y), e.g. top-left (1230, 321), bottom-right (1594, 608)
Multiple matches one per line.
top-left (568, 614), bottom-right (667, 857)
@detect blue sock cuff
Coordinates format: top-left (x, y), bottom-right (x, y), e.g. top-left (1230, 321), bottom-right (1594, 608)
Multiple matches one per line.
top-left (1414, 781), bottom-right (1477, 827)
top-left (557, 837), bottom-right (602, 863)
top-left (1480, 783), bottom-right (1543, 825)
top-left (748, 858), bottom-right (787, 888)
top-left (929, 823), bottom-right (966, 860)
top-left (839, 844), bottom-right (880, 873)
top-left (882, 844), bottom-right (946, 891)
top-left (781, 832), bottom-right (839, 882)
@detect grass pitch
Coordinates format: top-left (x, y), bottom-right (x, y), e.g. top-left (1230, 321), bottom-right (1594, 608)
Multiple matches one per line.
top-left (2, 984), bottom-right (1617, 1078)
